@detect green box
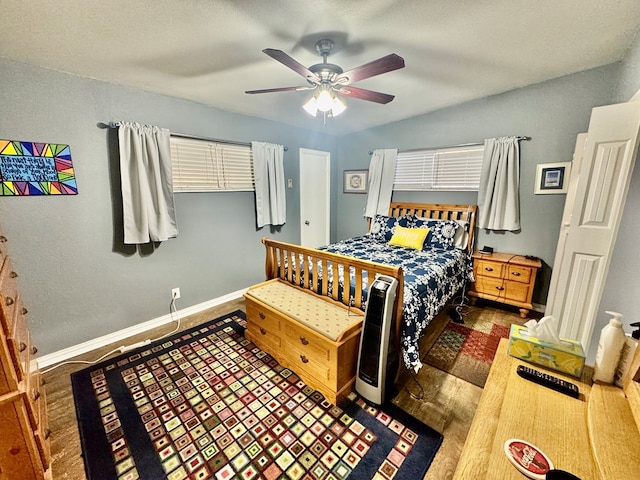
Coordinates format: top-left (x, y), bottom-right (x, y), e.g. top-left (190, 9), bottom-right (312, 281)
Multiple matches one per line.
top-left (507, 324), bottom-right (585, 378)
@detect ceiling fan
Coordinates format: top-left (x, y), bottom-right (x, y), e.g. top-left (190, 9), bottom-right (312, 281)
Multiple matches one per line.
top-left (245, 39), bottom-right (405, 120)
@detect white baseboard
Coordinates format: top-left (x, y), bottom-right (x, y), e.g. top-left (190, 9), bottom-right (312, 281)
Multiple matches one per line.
top-left (532, 302), bottom-right (546, 313)
top-left (37, 288), bottom-right (247, 369)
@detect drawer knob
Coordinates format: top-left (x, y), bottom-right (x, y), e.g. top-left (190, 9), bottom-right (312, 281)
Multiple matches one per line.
top-left (19, 342), bottom-right (27, 352)
top-left (259, 312), bottom-right (266, 320)
top-left (44, 428), bottom-right (52, 440)
top-left (32, 390), bottom-right (40, 401)
top-left (10, 271), bottom-right (17, 278)
top-left (5, 296), bottom-right (14, 306)
top-left (495, 286), bottom-right (505, 291)
top-left (31, 345), bottom-right (38, 355)
top-left (300, 336), bottom-right (309, 345)
top-left (484, 267), bottom-right (493, 272)
top-left (21, 307), bottom-right (28, 315)
top-left (259, 327), bottom-right (267, 335)
top-left (300, 355), bottom-right (309, 364)
top-left (512, 272), bottom-right (521, 277)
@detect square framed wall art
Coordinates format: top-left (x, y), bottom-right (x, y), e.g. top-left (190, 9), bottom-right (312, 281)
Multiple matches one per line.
top-left (343, 169), bottom-right (368, 194)
top-left (534, 162), bottom-right (571, 195)
top-left (0, 139), bottom-right (77, 195)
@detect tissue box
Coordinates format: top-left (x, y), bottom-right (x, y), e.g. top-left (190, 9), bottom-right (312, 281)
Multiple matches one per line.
top-left (508, 324), bottom-right (585, 378)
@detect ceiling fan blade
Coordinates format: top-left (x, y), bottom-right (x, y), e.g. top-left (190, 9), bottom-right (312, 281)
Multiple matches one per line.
top-left (245, 86), bottom-right (314, 94)
top-left (336, 53), bottom-right (405, 85)
top-left (262, 48), bottom-right (321, 83)
top-left (337, 86), bottom-right (395, 104)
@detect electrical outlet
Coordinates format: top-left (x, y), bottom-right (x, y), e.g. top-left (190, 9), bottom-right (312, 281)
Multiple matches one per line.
top-left (172, 287), bottom-right (181, 299)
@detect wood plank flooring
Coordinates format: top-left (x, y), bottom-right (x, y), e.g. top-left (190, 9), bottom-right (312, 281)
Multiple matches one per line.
top-left (42, 298), bottom-right (524, 480)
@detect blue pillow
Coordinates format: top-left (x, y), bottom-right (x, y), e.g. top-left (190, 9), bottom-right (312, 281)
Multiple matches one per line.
top-left (409, 218), bottom-right (459, 250)
top-left (368, 214), bottom-right (412, 242)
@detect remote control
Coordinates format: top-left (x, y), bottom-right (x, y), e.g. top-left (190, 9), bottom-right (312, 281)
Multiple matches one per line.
top-left (516, 365), bottom-right (580, 398)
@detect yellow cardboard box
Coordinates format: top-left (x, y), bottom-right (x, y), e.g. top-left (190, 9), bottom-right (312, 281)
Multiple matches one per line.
top-left (508, 324), bottom-right (585, 378)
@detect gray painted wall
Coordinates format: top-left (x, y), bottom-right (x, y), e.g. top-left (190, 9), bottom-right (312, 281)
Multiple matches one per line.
top-left (336, 65), bottom-right (619, 308)
top-left (0, 58), bottom-right (337, 356)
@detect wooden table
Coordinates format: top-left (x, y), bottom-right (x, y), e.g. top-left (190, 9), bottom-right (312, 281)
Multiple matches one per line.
top-left (453, 338), bottom-right (640, 479)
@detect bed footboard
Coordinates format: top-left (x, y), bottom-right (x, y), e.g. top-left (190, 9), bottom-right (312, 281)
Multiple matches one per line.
top-left (261, 238), bottom-right (404, 341)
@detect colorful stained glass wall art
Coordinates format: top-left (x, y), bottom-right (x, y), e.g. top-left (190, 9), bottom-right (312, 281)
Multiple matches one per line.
top-left (0, 139), bottom-right (77, 195)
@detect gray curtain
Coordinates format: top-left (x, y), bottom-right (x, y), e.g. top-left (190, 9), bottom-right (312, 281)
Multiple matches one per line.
top-left (252, 141), bottom-right (286, 227)
top-left (477, 137), bottom-right (520, 231)
top-left (364, 148), bottom-right (398, 218)
top-left (118, 122), bottom-right (178, 244)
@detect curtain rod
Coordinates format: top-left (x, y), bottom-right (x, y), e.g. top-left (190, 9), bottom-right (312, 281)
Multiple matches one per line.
top-left (107, 122), bottom-right (288, 151)
top-left (368, 136), bottom-right (531, 155)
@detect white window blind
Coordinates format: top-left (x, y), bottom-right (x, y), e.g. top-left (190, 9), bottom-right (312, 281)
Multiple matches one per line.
top-left (393, 144), bottom-right (484, 191)
top-left (170, 136), bottom-right (254, 192)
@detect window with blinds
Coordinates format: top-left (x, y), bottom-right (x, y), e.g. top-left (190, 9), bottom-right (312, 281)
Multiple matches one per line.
top-left (393, 144), bottom-right (484, 191)
top-left (170, 136), bottom-right (254, 192)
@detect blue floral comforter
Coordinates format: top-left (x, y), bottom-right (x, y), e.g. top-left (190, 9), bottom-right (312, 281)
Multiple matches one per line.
top-left (318, 236), bottom-right (473, 371)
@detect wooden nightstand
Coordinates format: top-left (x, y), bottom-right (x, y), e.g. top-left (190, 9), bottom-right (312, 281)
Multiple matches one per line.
top-left (468, 251), bottom-right (541, 318)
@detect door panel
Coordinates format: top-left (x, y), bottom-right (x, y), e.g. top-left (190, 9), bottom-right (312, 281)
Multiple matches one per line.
top-left (546, 102), bottom-right (640, 351)
top-left (299, 148), bottom-right (330, 247)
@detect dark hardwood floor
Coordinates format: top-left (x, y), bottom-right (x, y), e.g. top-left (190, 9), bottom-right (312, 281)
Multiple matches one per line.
top-left (43, 298), bottom-right (524, 480)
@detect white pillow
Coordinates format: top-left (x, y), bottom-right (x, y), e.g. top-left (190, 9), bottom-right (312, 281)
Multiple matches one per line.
top-left (417, 216), bottom-right (469, 250)
top-left (453, 219), bottom-right (469, 249)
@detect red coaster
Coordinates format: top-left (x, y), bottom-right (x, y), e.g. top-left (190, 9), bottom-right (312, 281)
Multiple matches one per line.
top-left (504, 439), bottom-right (554, 479)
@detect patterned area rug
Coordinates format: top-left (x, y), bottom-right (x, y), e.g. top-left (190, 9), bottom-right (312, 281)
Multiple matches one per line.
top-left (422, 307), bottom-right (524, 387)
top-left (72, 310), bottom-right (442, 480)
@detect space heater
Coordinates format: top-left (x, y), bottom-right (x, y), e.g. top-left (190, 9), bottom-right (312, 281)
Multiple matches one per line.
top-left (355, 274), bottom-right (398, 405)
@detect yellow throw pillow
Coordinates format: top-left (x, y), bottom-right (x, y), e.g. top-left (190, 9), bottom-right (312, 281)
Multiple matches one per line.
top-left (388, 226), bottom-right (429, 250)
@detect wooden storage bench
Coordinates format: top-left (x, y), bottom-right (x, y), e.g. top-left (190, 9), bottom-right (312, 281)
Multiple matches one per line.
top-left (244, 279), bottom-right (363, 404)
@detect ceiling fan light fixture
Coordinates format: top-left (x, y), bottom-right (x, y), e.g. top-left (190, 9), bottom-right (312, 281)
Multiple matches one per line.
top-left (331, 96), bottom-right (346, 117)
top-left (316, 88), bottom-right (334, 112)
top-left (302, 96), bottom-right (318, 116)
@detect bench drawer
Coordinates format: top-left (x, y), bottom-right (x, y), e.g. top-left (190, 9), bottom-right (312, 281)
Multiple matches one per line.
top-left (285, 350), bottom-right (330, 383)
top-left (283, 321), bottom-right (330, 364)
top-left (245, 301), bottom-right (281, 333)
top-left (246, 323), bottom-right (281, 351)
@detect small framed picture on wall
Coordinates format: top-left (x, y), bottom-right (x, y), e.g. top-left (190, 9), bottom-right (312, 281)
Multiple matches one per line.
top-left (343, 169), bottom-right (368, 194)
top-left (534, 162), bottom-right (571, 194)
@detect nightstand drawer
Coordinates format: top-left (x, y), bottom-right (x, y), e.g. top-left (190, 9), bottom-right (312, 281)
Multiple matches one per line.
top-left (506, 264), bottom-right (533, 284)
top-left (474, 260), bottom-right (504, 279)
top-left (475, 276), bottom-right (530, 303)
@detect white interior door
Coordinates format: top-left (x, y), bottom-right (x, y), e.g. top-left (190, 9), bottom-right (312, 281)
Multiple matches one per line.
top-left (545, 101), bottom-right (640, 351)
top-left (299, 148), bottom-right (330, 247)
top-left (544, 133), bottom-right (586, 312)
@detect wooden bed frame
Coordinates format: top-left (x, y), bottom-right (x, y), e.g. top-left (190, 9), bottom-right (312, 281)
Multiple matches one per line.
top-left (261, 202), bottom-right (478, 350)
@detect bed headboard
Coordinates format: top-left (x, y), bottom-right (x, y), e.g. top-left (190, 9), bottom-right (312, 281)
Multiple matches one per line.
top-left (386, 202), bottom-right (477, 254)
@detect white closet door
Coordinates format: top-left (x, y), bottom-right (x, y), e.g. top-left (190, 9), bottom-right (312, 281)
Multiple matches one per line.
top-left (299, 148), bottom-right (330, 248)
top-left (545, 101), bottom-right (640, 351)
top-left (544, 133), bottom-right (586, 314)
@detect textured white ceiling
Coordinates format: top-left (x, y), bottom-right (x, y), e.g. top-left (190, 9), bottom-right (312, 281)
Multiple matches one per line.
top-left (2, 0), bottom-right (639, 135)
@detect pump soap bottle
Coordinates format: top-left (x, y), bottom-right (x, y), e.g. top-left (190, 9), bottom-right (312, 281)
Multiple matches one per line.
top-left (614, 321), bottom-right (640, 387)
top-left (593, 311), bottom-right (626, 384)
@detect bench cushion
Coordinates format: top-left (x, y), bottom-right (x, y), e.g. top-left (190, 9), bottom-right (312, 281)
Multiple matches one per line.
top-left (245, 281), bottom-right (360, 342)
